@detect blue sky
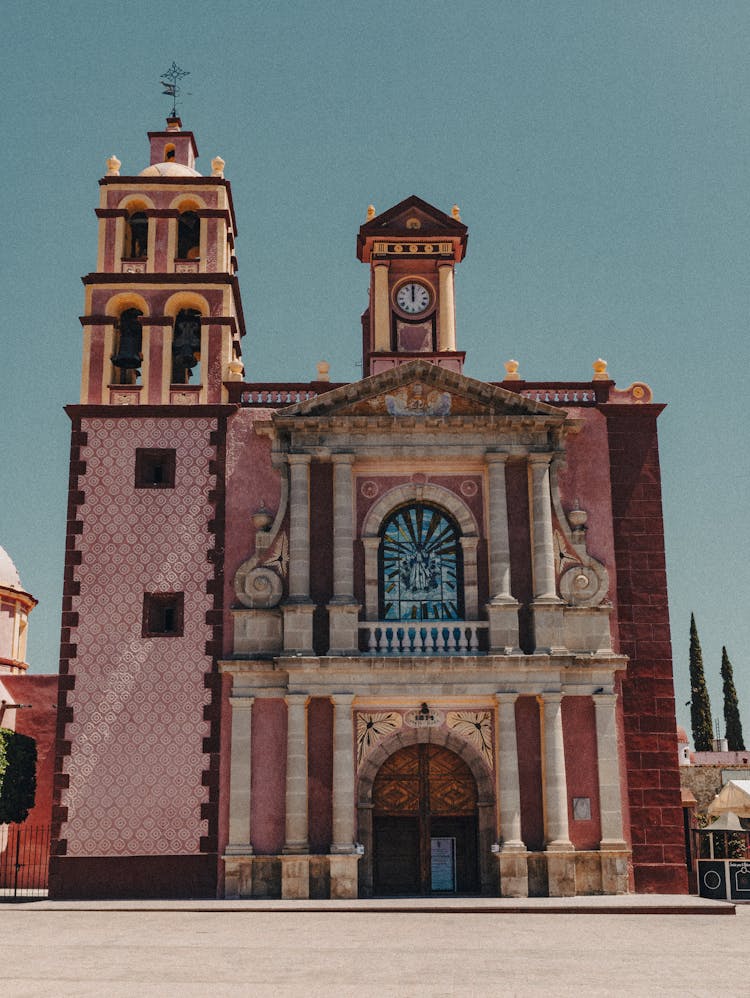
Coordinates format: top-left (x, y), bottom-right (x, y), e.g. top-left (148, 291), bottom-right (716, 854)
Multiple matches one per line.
top-left (1, 1), bottom-right (748, 739)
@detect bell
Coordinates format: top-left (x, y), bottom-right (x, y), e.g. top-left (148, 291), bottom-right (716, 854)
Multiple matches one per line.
top-left (112, 310), bottom-right (142, 370)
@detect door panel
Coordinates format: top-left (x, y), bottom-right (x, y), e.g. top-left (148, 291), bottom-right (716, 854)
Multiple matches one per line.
top-left (372, 745), bottom-right (480, 895)
top-left (373, 816), bottom-right (420, 895)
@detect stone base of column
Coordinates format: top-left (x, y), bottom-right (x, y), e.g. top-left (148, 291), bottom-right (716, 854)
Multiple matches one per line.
top-left (498, 847), bottom-right (529, 898)
top-left (223, 854), bottom-right (253, 899)
top-left (600, 845), bottom-right (630, 895)
top-left (233, 608), bottom-right (283, 655)
top-left (326, 602), bottom-right (362, 655)
top-left (531, 600), bottom-right (567, 654)
top-left (281, 854), bottom-right (311, 899)
top-left (546, 849), bottom-right (576, 898)
top-left (329, 854), bottom-right (360, 899)
top-left (486, 600), bottom-right (521, 653)
top-left (282, 602), bottom-right (315, 654)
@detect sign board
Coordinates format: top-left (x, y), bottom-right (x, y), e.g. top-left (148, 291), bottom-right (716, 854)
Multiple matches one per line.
top-left (431, 836), bottom-right (456, 892)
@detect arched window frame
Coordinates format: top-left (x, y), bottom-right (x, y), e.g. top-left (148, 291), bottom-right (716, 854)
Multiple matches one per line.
top-left (176, 209), bottom-right (201, 260)
top-left (361, 484), bottom-right (479, 621)
top-left (123, 210), bottom-right (149, 260)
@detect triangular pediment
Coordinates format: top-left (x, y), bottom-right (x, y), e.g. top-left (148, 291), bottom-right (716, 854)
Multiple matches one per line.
top-left (357, 196), bottom-right (468, 260)
top-left (274, 360), bottom-right (566, 422)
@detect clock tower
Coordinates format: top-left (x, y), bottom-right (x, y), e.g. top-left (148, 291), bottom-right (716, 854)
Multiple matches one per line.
top-left (357, 195), bottom-right (468, 376)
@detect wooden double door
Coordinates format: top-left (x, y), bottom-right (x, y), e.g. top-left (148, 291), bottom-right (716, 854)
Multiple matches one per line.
top-left (372, 744), bottom-right (479, 896)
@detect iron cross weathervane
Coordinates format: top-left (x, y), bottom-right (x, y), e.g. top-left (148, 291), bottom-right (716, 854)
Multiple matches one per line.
top-left (160, 62), bottom-right (190, 117)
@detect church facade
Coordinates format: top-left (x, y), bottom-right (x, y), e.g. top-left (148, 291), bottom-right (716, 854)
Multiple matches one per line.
top-left (49, 119), bottom-right (688, 899)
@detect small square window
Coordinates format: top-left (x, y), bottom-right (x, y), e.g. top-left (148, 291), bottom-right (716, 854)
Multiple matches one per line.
top-left (142, 592), bottom-right (184, 637)
top-left (135, 448), bottom-right (176, 489)
top-left (572, 797), bottom-right (592, 821)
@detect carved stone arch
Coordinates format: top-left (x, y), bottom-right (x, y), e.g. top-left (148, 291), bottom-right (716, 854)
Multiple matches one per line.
top-left (361, 483), bottom-right (480, 619)
top-left (117, 194), bottom-right (156, 211)
top-left (163, 291), bottom-right (211, 318)
top-left (357, 725), bottom-right (496, 897)
top-left (362, 482), bottom-right (478, 538)
top-left (169, 194), bottom-right (208, 211)
top-left (106, 292), bottom-right (151, 318)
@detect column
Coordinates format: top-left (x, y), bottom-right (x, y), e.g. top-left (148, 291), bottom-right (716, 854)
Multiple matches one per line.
top-left (528, 454), bottom-right (565, 654)
top-left (496, 694), bottom-right (523, 848)
top-left (223, 695), bottom-right (254, 899)
top-left (594, 693), bottom-right (627, 846)
top-left (287, 454), bottom-right (312, 601)
top-left (331, 454), bottom-right (355, 601)
top-left (528, 454), bottom-right (557, 600)
top-left (542, 692), bottom-right (575, 897)
top-left (437, 263), bottom-right (456, 351)
top-left (496, 693), bottom-right (528, 898)
top-left (283, 454), bottom-right (315, 653)
top-left (542, 693), bottom-right (572, 848)
top-left (283, 694), bottom-right (310, 853)
top-left (328, 455), bottom-right (361, 655)
top-left (330, 693), bottom-right (357, 852)
top-left (281, 693), bottom-right (311, 900)
top-left (373, 262), bottom-right (390, 352)
top-left (486, 454), bottom-right (519, 653)
top-left (594, 693), bottom-right (629, 894)
top-left (226, 696), bottom-right (254, 854)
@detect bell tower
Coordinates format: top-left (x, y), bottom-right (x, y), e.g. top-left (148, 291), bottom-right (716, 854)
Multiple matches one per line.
top-left (80, 117), bottom-right (245, 405)
top-left (357, 195), bottom-right (467, 376)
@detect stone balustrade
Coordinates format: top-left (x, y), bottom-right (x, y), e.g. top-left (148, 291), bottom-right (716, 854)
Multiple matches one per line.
top-left (359, 620), bottom-right (488, 656)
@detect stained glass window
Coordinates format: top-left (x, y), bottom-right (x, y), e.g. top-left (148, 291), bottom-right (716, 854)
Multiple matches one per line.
top-left (379, 503), bottom-right (463, 621)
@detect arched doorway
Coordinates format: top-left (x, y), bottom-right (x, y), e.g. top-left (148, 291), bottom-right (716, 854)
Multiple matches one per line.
top-left (372, 744), bottom-right (479, 895)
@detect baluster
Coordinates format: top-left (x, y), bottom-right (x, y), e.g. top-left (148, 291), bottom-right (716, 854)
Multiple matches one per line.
top-left (419, 627), bottom-right (428, 654)
top-left (384, 626), bottom-right (393, 654)
top-left (407, 627), bottom-right (416, 653)
top-left (367, 627), bottom-right (377, 654)
top-left (458, 626), bottom-right (468, 652)
top-left (396, 627), bottom-right (405, 653)
top-left (469, 627), bottom-right (479, 652)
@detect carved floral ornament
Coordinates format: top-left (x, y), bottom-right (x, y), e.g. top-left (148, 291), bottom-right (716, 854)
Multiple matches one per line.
top-left (356, 709), bottom-right (494, 769)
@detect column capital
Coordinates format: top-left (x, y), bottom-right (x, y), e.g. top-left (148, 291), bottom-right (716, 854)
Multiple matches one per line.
top-left (287, 452), bottom-right (313, 466)
top-left (592, 692), bottom-right (618, 708)
top-left (541, 691), bottom-right (565, 705)
top-left (495, 691), bottom-right (520, 706)
top-left (528, 451), bottom-right (553, 467)
top-left (373, 259), bottom-right (390, 269)
top-left (229, 696), bottom-right (255, 710)
top-left (285, 692), bottom-right (310, 704)
top-left (436, 259), bottom-right (454, 270)
top-left (330, 691), bottom-right (356, 706)
top-left (485, 451), bottom-right (510, 465)
top-left (331, 451), bottom-right (356, 465)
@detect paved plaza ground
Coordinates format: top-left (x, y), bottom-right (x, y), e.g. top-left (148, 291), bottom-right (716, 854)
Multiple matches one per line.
top-left (0, 898), bottom-right (745, 997)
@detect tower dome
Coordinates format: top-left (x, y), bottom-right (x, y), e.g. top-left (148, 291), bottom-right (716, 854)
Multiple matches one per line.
top-left (0, 545), bottom-right (37, 673)
top-left (0, 545), bottom-right (22, 590)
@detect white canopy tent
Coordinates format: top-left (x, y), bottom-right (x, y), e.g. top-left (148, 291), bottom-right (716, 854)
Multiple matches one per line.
top-left (707, 780), bottom-right (750, 818)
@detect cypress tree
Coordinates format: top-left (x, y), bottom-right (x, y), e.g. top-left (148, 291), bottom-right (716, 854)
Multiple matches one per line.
top-left (721, 646), bottom-right (746, 751)
top-left (689, 613), bottom-right (713, 751)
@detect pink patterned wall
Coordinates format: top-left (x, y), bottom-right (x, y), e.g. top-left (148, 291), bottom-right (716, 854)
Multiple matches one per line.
top-left (61, 416), bottom-right (217, 857)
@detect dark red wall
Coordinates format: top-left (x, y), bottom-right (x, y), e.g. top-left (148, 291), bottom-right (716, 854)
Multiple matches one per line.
top-left (562, 696), bottom-right (601, 850)
top-left (307, 697), bottom-right (333, 852)
top-left (1, 674), bottom-right (58, 827)
top-left (605, 405), bottom-right (687, 893)
top-left (516, 696), bottom-right (544, 850)
top-left (251, 698), bottom-right (286, 853)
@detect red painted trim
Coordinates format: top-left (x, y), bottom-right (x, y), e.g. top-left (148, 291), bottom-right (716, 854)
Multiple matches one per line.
top-left (49, 854), bottom-right (217, 899)
top-left (65, 404), bottom-right (237, 419)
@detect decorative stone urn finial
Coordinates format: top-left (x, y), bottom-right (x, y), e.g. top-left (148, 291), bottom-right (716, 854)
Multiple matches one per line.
top-left (106, 155), bottom-right (121, 176)
top-left (226, 359), bottom-right (244, 381)
top-left (211, 156), bottom-right (225, 177)
top-left (568, 497), bottom-right (588, 533)
top-left (503, 359), bottom-right (520, 381)
top-left (366, 204), bottom-right (376, 220)
top-left (252, 502), bottom-right (273, 532)
top-left (592, 358), bottom-right (609, 381)
top-left (451, 204), bottom-right (461, 221)
top-left (316, 360), bottom-right (330, 382)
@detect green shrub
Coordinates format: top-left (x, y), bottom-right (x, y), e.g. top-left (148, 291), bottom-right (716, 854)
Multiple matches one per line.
top-left (0, 727), bottom-right (37, 824)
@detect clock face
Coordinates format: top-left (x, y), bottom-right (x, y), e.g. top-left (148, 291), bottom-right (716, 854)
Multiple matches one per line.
top-left (395, 281), bottom-right (431, 315)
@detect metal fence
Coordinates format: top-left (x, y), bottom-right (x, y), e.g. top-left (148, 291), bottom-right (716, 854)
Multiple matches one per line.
top-left (0, 824), bottom-right (50, 899)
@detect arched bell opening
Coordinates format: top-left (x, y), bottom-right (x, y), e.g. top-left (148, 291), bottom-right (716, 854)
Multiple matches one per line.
top-left (177, 210), bottom-right (200, 260)
top-left (358, 732), bottom-right (495, 897)
top-left (124, 211), bottom-right (148, 260)
top-left (170, 308), bottom-right (202, 385)
top-left (111, 307), bottom-right (144, 385)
